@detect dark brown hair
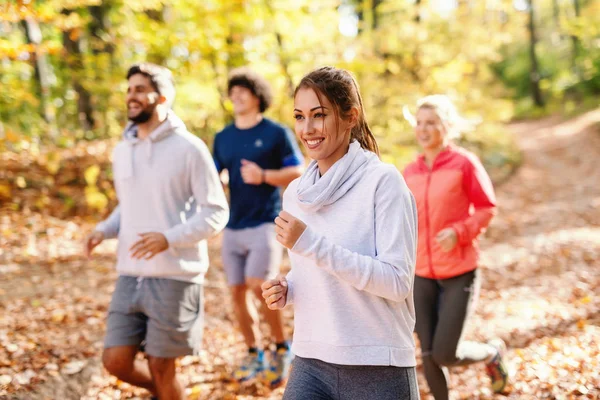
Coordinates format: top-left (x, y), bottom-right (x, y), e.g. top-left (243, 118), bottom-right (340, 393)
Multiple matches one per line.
top-left (228, 67), bottom-right (273, 113)
top-left (294, 66), bottom-right (379, 155)
top-left (127, 63), bottom-right (175, 108)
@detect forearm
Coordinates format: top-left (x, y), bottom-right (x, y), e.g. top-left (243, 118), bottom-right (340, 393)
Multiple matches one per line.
top-left (264, 166), bottom-right (303, 187)
top-left (167, 146), bottom-right (229, 247)
top-left (164, 203), bottom-right (228, 247)
top-left (218, 170), bottom-right (229, 189)
top-left (291, 228), bottom-right (413, 302)
top-left (453, 207), bottom-right (496, 245)
top-left (95, 206), bottom-right (120, 239)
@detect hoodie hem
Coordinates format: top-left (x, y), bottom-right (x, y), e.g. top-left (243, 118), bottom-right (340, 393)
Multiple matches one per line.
top-left (292, 341), bottom-right (416, 367)
top-left (115, 270), bottom-right (205, 284)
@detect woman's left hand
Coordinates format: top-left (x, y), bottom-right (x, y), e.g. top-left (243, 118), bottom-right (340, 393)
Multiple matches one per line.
top-left (275, 211), bottom-right (307, 249)
top-left (435, 228), bottom-right (458, 252)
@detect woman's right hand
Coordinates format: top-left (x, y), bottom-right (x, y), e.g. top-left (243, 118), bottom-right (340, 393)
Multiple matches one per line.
top-left (261, 275), bottom-right (288, 310)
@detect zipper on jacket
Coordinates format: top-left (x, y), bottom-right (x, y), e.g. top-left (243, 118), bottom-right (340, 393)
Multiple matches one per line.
top-left (424, 170), bottom-right (437, 279)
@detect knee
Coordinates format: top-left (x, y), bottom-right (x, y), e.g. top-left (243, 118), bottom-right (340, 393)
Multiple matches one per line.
top-left (431, 347), bottom-right (458, 367)
top-left (230, 285), bottom-right (248, 304)
top-left (102, 348), bottom-right (131, 377)
top-left (148, 356), bottom-right (175, 378)
top-left (246, 277), bottom-right (263, 293)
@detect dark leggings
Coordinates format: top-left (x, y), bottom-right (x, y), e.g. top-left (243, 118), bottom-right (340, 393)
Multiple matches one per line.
top-left (283, 356), bottom-right (419, 400)
top-left (414, 270), bottom-right (492, 400)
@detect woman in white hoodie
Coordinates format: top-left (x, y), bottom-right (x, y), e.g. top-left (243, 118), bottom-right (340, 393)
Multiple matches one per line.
top-left (261, 66), bottom-right (420, 399)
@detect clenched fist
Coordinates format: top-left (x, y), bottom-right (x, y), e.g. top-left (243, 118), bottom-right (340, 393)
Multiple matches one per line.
top-left (240, 159), bottom-right (264, 185)
top-left (435, 227), bottom-right (458, 252)
top-left (261, 275), bottom-right (288, 310)
top-left (274, 211), bottom-right (307, 249)
top-left (84, 230), bottom-right (105, 259)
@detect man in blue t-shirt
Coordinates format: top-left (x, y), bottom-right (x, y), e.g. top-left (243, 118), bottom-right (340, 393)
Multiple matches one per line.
top-left (213, 68), bottom-right (303, 387)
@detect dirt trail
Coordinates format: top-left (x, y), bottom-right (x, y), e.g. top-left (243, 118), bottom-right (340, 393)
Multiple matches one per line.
top-left (1, 110), bottom-right (599, 399)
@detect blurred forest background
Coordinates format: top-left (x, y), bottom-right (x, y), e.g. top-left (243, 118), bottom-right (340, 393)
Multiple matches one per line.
top-left (1, 1), bottom-right (600, 399)
top-left (0, 0), bottom-right (598, 217)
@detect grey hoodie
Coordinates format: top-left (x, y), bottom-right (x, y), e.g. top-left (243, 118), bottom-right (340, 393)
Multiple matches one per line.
top-left (283, 141), bottom-right (418, 366)
top-left (96, 112), bottom-right (229, 283)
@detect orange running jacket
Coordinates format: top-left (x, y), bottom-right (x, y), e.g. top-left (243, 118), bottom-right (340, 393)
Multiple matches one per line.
top-left (403, 145), bottom-right (496, 280)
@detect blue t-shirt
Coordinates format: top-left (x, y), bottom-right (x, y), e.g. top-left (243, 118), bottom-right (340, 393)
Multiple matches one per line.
top-left (213, 118), bottom-right (304, 230)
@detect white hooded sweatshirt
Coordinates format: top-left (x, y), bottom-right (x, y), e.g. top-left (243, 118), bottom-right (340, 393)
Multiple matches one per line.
top-left (96, 112), bottom-right (229, 283)
top-left (284, 141), bottom-right (418, 367)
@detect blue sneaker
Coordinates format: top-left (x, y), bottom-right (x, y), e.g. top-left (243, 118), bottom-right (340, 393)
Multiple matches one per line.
top-left (233, 350), bottom-right (264, 382)
top-left (264, 347), bottom-right (294, 388)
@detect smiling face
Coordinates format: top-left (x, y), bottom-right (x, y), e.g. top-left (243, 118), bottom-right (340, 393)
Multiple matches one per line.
top-left (415, 106), bottom-right (448, 151)
top-left (293, 87), bottom-right (354, 174)
top-left (229, 85), bottom-right (261, 117)
top-left (126, 73), bottom-right (162, 123)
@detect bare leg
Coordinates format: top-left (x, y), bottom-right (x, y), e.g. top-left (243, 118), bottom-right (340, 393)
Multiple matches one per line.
top-left (102, 346), bottom-right (156, 395)
top-left (248, 277), bottom-right (285, 344)
top-left (148, 356), bottom-right (184, 400)
top-left (230, 284), bottom-right (261, 348)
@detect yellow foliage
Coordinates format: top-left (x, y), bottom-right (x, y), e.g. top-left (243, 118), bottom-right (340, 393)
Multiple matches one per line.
top-left (0, 184), bottom-right (11, 199)
top-left (34, 195), bottom-right (51, 210)
top-left (5, 129), bottom-right (19, 143)
top-left (39, 152), bottom-right (62, 175)
top-left (15, 176), bottom-right (27, 189)
top-left (84, 165), bottom-right (100, 186)
top-left (84, 186), bottom-right (108, 211)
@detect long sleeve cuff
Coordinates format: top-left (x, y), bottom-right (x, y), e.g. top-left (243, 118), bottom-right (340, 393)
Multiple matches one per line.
top-left (95, 221), bottom-right (119, 239)
top-left (285, 278), bottom-right (294, 306)
top-left (291, 226), bottom-right (313, 256)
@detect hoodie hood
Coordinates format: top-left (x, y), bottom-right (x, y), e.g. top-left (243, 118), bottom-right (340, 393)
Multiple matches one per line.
top-left (121, 111), bottom-right (188, 177)
top-left (123, 110), bottom-right (187, 143)
top-left (296, 140), bottom-right (378, 212)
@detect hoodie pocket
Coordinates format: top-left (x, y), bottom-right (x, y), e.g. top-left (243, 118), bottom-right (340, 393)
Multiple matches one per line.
top-left (117, 225), bottom-right (187, 276)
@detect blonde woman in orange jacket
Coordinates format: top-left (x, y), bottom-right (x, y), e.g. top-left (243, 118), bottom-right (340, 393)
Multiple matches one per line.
top-left (403, 95), bottom-right (508, 399)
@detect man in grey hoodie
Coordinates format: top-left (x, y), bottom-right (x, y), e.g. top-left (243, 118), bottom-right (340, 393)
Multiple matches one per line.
top-left (83, 63), bottom-right (229, 400)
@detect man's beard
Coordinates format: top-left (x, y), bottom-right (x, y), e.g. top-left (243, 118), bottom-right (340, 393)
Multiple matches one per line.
top-left (128, 101), bottom-right (157, 124)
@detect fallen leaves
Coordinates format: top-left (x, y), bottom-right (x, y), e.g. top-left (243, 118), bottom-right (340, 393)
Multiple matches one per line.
top-left (62, 360), bottom-right (87, 375)
top-left (2, 113), bottom-right (600, 399)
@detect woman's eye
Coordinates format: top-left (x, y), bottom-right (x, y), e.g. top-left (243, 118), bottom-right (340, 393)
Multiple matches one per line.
top-left (314, 113), bottom-right (326, 118)
top-left (294, 114), bottom-right (303, 120)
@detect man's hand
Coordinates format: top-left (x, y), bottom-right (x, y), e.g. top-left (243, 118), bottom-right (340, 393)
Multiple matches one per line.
top-left (274, 211), bottom-right (307, 250)
top-left (240, 159), bottom-right (264, 185)
top-left (129, 232), bottom-right (169, 260)
top-left (261, 275), bottom-right (288, 310)
top-left (435, 228), bottom-right (458, 252)
top-left (84, 231), bottom-right (105, 259)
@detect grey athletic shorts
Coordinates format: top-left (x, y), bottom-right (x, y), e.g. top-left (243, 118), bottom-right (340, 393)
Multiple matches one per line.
top-left (104, 276), bottom-right (204, 358)
top-left (283, 356), bottom-right (420, 400)
top-left (221, 223), bottom-right (283, 286)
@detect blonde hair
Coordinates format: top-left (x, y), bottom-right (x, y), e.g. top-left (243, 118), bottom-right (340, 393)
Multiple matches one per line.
top-left (403, 95), bottom-right (479, 140)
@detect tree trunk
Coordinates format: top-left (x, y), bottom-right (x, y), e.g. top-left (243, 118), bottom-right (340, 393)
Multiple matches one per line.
top-left (88, 1), bottom-right (114, 137)
top-left (356, 0), bottom-right (384, 33)
top-left (571, 0), bottom-right (581, 71)
top-left (21, 17), bottom-right (54, 129)
top-left (145, 7), bottom-right (170, 64)
top-left (552, 0), bottom-right (560, 27)
top-left (410, 0), bottom-right (422, 81)
top-left (264, 0), bottom-right (294, 98)
top-left (88, 2), bottom-right (114, 55)
top-left (528, 0), bottom-right (544, 107)
top-left (62, 11), bottom-right (95, 131)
